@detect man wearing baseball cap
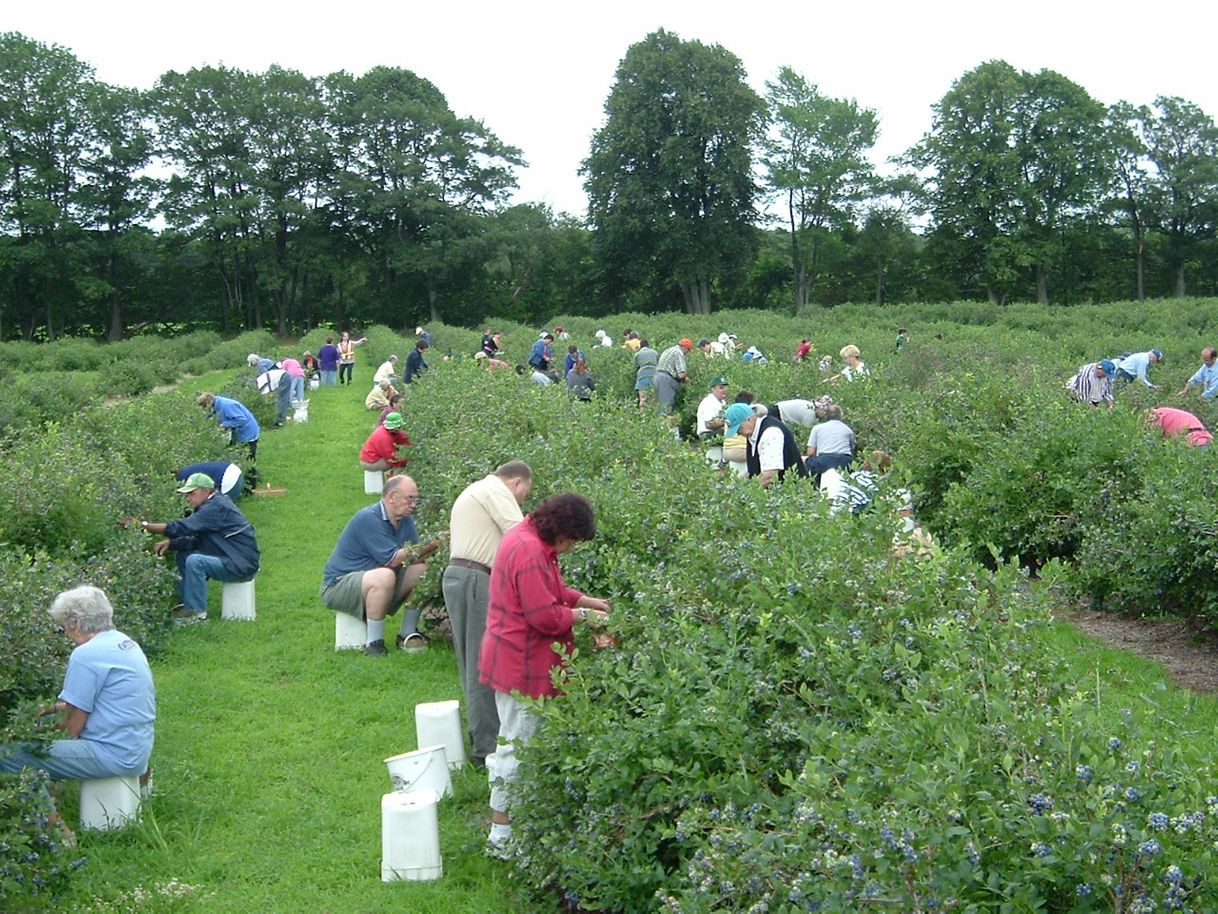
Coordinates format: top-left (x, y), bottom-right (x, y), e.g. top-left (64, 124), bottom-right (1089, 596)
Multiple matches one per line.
top-left (724, 402), bottom-right (808, 487)
top-left (1111, 348), bottom-right (1163, 389)
top-left (359, 411), bottom-right (412, 473)
top-left (654, 338), bottom-right (694, 420)
top-left (132, 472), bottom-right (260, 625)
top-left (1067, 360), bottom-right (1117, 408)
top-left (697, 375), bottom-right (730, 465)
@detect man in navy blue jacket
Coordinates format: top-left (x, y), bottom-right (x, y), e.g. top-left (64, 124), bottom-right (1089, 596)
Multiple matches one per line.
top-left (137, 473), bottom-right (261, 625)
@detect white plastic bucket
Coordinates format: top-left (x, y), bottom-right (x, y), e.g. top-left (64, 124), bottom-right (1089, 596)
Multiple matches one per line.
top-left (384, 745), bottom-right (452, 798)
top-left (381, 790), bottom-right (442, 882)
top-left (79, 776), bottom-right (141, 830)
top-left (334, 613), bottom-right (367, 650)
top-left (309, 377), bottom-right (320, 389)
top-left (414, 700), bottom-right (466, 769)
top-left (363, 470), bottom-right (384, 495)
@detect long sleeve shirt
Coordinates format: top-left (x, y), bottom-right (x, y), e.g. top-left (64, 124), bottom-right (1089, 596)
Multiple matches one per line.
top-left (479, 517), bottom-right (583, 699)
top-left (1114, 351), bottom-right (1155, 387)
top-left (211, 396), bottom-right (260, 442)
top-left (1185, 361), bottom-right (1218, 398)
top-left (358, 426), bottom-right (411, 467)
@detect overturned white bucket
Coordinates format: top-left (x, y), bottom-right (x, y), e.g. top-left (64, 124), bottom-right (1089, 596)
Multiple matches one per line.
top-left (221, 579), bottom-right (256, 621)
top-left (381, 789), bottom-right (442, 882)
top-left (291, 399), bottom-right (309, 423)
top-left (384, 745), bottom-right (452, 798)
top-left (80, 776), bottom-right (141, 830)
top-left (414, 700), bottom-right (466, 769)
top-left (334, 612), bottom-right (366, 650)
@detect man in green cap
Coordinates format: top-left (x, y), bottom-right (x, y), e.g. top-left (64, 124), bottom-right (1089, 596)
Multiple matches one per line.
top-left (696, 375), bottom-right (729, 464)
top-left (132, 472), bottom-right (260, 625)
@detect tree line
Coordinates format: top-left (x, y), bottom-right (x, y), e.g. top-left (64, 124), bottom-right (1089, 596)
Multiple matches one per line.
top-left (1, 30), bottom-right (1216, 339)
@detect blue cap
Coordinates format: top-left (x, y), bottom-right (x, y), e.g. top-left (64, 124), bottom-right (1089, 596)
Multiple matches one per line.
top-left (1151, 348), bottom-right (1163, 361)
top-left (725, 402), bottom-right (754, 436)
top-left (1099, 359), bottom-right (1116, 376)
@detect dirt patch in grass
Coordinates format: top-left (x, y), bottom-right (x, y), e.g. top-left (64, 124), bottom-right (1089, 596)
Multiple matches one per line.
top-left (1056, 608), bottom-right (1218, 694)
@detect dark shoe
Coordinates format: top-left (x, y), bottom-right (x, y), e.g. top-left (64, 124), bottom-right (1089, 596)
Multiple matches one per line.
top-left (470, 755), bottom-right (486, 769)
top-left (397, 632), bottom-right (429, 653)
top-left (363, 639), bottom-right (389, 656)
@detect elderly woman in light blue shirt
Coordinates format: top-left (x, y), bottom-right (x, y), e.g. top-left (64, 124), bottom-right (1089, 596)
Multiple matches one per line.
top-left (0, 586), bottom-right (155, 781)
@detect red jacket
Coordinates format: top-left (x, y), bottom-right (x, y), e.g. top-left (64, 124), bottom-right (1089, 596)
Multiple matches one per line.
top-left (358, 425), bottom-right (411, 467)
top-left (479, 516), bottom-right (583, 699)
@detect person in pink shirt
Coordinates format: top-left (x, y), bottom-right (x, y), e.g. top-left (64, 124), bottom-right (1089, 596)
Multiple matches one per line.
top-left (1148, 407), bottom-right (1213, 447)
top-left (280, 357), bottom-right (306, 403)
top-left (478, 493), bottom-right (610, 858)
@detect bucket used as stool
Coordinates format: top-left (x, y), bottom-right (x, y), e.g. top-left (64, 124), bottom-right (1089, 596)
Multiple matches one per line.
top-left (414, 700), bottom-right (466, 769)
top-left (221, 579), bottom-right (256, 621)
top-left (363, 470), bottom-right (384, 495)
top-left (335, 613), bottom-right (367, 650)
top-left (384, 745), bottom-right (452, 798)
top-left (80, 776), bottom-right (141, 830)
top-left (381, 789), bottom-right (442, 882)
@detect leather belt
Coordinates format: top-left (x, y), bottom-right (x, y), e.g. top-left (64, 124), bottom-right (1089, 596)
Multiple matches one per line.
top-left (450, 557), bottom-right (491, 575)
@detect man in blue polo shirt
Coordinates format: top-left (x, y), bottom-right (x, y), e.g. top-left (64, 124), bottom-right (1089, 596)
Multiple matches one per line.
top-left (321, 475), bottom-right (443, 656)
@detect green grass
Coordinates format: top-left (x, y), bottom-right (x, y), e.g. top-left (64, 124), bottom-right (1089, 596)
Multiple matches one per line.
top-left (60, 379), bottom-right (526, 913)
top-left (54, 371), bottom-right (1218, 913)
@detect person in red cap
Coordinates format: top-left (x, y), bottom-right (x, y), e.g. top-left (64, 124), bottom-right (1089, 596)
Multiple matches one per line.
top-left (654, 338), bottom-right (694, 420)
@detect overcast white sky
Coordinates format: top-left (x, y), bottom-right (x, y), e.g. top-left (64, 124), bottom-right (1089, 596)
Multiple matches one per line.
top-left (7, 1), bottom-right (1217, 218)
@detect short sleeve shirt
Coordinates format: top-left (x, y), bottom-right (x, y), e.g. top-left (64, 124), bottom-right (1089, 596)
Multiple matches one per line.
top-left (60, 629), bottom-right (156, 773)
top-left (322, 501), bottom-right (418, 586)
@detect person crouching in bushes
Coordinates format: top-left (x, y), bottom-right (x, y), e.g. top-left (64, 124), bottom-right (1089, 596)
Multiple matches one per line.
top-left (360, 412), bottom-right (412, 474)
top-left (0, 585), bottom-right (155, 841)
top-left (365, 378), bottom-right (396, 411)
top-left (479, 493), bottom-right (611, 858)
top-left (131, 473), bottom-right (261, 626)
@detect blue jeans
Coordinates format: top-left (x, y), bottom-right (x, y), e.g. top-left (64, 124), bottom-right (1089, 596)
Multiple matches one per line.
top-left (177, 552), bottom-right (252, 614)
top-left (321, 370), bottom-right (337, 386)
top-left (0, 739), bottom-right (134, 780)
top-left (804, 452), bottom-right (853, 484)
top-left (289, 375), bottom-right (305, 402)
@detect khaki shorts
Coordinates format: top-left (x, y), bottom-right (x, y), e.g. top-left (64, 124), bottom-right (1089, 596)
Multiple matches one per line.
top-left (320, 568), bottom-right (406, 618)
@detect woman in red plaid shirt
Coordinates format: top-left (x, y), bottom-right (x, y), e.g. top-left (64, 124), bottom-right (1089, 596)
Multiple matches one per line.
top-left (478, 492), bottom-right (610, 858)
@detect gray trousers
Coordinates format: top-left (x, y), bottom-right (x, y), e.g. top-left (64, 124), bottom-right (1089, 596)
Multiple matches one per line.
top-left (441, 563), bottom-right (500, 760)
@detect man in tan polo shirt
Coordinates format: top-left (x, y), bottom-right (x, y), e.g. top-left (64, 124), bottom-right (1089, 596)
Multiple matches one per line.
top-left (441, 460), bottom-right (533, 767)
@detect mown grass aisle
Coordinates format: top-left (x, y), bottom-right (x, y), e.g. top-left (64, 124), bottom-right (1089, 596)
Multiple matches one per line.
top-left (64, 378), bottom-right (522, 913)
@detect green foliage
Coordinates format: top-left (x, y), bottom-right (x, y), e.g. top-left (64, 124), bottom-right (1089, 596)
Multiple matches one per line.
top-left (1072, 442), bottom-right (1218, 625)
top-left (584, 29), bottom-right (765, 313)
top-left (0, 371), bottom-right (104, 432)
top-left (0, 767), bottom-right (81, 910)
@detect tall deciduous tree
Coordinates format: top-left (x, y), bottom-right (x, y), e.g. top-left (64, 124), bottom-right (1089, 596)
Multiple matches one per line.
top-left (0, 32), bottom-right (95, 339)
top-left (329, 66), bottom-right (520, 326)
top-left (76, 82), bottom-right (157, 339)
top-left (910, 60), bottom-right (1109, 304)
top-left (584, 30), bottom-right (764, 314)
top-left (151, 66), bottom-right (261, 330)
top-left (1139, 96), bottom-right (1218, 297)
top-left (1104, 102), bottom-right (1153, 301)
top-left (763, 66), bottom-right (877, 312)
